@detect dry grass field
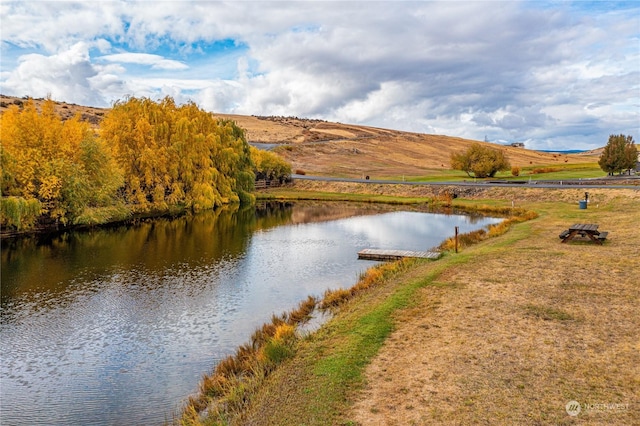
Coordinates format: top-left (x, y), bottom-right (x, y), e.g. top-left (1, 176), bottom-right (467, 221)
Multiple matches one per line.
top-left (216, 113), bottom-right (600, 178)
top-left (346, 188), bottom-right (639, 425)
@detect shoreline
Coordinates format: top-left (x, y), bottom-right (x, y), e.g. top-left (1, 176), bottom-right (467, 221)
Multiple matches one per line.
top-left (4, 177), bottom-right (637, 240)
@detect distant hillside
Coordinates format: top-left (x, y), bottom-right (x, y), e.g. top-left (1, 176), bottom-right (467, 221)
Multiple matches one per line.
top-left (0, 94), bottom-right (106, 127)
top-left (1, 95), bottom-right (599, 178)
top-left (215, 114), bottom-right (600, 178)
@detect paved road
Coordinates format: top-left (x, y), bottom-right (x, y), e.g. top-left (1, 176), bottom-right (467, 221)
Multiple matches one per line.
top-left (291, 174), bottom-right (640, 190)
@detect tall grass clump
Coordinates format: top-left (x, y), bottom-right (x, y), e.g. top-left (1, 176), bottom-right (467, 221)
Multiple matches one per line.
top-left (179, 296), bottom-right (318, 425)
top-left (320, 258), bottom-right (416, 310)
top-left (530, 167), bottom-right (560, 174)
top-left (430, 190), bottom-right (454, 207)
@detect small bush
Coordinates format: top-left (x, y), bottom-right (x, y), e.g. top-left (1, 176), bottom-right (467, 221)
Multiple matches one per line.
top-left (271, 323), bottom-right (294, 342)
top-left (435, 191), bottom-right (453, 207)
top-left (200, 374), bottom-right (230, 399)
top-left (263, 337), bottom-right (294, 365)
top-left (530, 167), bottom-right (560, 174)
top-left (511, 166), bottom-right (520, 177)
top-left (215, 355), bottom-right (245, 378)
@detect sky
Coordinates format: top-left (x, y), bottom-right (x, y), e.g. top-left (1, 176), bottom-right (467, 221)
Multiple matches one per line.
top-left (1, 1), bottom-right (638, 150)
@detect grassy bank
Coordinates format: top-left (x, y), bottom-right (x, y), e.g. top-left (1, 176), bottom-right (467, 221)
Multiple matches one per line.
top-left (256, 187), bottom-right (432, 204)
top-left (180, 186), bottom-right (638, 425)
top-left (395, 162), bottom-right (605, 183)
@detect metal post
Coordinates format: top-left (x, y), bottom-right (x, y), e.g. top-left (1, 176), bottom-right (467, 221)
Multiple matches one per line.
top-left (455, 226), bottom-right (459, 253)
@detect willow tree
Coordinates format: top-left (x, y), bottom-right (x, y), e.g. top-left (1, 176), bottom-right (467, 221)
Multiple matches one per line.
top-left (250, 147), bottom-right (292, 183)
top-left (100, 96), bottom-right (255, 211)
top-left (0, 99), bottom-right (123, 228)
top-left (215, 118), bottom-right (255, 205)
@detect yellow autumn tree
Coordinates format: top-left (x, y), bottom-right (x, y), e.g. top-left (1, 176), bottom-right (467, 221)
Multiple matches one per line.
top-left (100, 96), bottom-right (254, 211)
top-left (250, 147), bottom-right (292, 183)
top-left (0, 99), bottom-right (124, 229)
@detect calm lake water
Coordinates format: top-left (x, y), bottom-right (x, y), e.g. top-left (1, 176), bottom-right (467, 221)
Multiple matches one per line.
top-left (1, 202), bottom-right (501, 425)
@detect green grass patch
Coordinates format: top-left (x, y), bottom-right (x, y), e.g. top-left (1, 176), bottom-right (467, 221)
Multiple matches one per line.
top-left (391, 162), bottom-right (604, 182)
top-left (495, 163), bottom-right (604, 181)
top-left (257, 188), bottom-right (431, 204)
top-left (524, 304), bottom-right (575, 321)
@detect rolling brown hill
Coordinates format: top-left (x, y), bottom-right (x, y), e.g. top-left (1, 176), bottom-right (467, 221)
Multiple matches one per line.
top-left (0, 94), bottom-right (106, 127)
top-left (217, 113), bottom-right (598, 178)
top-left (1, 95), bottom-right (598, 178)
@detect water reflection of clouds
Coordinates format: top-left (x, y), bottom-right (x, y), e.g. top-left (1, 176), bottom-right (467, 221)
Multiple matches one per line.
top-left (333, 211), bottom-right (501, 251)
top-left (236, 211), bottom-right (502, 326)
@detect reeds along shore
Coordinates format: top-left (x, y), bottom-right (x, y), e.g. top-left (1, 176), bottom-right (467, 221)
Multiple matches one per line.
top-left (439, 206), bottom-right (538, 251)
top-left (180, 295), bottom-right (317, 424)
top-left (178, 257), bottom-right (417, 425)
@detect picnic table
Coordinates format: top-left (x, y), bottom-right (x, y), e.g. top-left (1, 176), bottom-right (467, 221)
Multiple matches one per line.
top-left (559, 223), bottom-right (608, 245)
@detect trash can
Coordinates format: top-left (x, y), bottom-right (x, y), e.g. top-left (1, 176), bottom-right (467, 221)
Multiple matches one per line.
top-left (579, 200), bottom-right (587, 209)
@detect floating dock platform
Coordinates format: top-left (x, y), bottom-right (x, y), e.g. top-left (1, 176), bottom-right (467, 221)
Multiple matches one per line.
top-left (357, 248), bottom-right (442, 261)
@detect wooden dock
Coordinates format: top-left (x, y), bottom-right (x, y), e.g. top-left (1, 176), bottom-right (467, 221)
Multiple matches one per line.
top-left (358, 248), bottom-right (442, 261)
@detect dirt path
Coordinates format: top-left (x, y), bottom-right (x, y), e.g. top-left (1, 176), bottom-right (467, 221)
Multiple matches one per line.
top-left (349, 197), bottom-right (639, 424)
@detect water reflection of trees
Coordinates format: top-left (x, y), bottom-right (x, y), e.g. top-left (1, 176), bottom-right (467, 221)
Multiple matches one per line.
top-left (275, 201), bottom-right (429, 225)
top-left (2, 206), bottom-right (251, 300)
top-left (1, 201), bottom-right (498, 302)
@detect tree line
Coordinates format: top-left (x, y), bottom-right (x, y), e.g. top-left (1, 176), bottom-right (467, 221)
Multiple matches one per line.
top-left (450, 135), bottom-right (637, 179)
top-left (1, 96), bottom-right (291, 231)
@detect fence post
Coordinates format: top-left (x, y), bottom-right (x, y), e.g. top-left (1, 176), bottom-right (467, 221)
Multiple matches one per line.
top-left (455, 226), bottom-right (459, 253)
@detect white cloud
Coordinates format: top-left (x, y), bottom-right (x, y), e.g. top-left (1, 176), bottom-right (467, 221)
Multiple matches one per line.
top-left (99, 53), bottom-right (189, 70)
top-left (0, 42), bottom-right (112, 106)
top-left (0, 1), bottom-right (638, 150)
top-left (331, 82), bottom-right (414, 124)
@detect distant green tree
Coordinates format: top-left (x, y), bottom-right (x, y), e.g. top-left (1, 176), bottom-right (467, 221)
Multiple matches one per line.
top-left (622, 137), bottom-right (638, 174)
top-left (598, 134), bottom-right (637, 175)
top-left (450, 143), bottom-right (511, 178)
